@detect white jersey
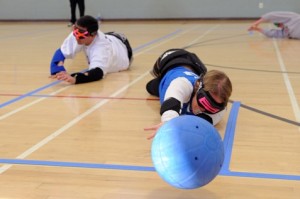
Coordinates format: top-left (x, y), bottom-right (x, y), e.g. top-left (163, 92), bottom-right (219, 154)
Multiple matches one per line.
top-left (60, 31), bottom-right (130, 76)
top-left (262, 11), bottom-right (300, 39)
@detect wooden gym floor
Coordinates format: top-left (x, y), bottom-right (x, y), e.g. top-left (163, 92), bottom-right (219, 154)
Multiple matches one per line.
top-left (0, 20), bottom-right (299, 198)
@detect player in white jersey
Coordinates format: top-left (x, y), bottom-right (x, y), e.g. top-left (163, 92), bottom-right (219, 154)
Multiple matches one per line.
top-left (248, 11), bottom-right (300, 39)
top-left (144, 49), bottom-right (232, 139)
top-left (49, 15), bottom-right (133, 84)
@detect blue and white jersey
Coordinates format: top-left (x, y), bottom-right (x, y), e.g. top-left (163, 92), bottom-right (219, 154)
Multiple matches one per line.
top-left (159, 66), bottom-right (198, 104)
top-left (159, 66), bottom-right (225, 125)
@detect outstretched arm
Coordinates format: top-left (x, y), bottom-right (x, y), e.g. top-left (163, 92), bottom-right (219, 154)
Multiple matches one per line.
top-left (144, 77), bottom-right (193, 140)
top-left (53, 67), bottom-right (104, 84)
top-left (248, 17), bottom-right (289, 38)
top-left (144, 122), bottom-right (164, 140)
top-left (248, 18), bottom-right (267, 31)
top-left (71, 67), bottom-right (104, 84)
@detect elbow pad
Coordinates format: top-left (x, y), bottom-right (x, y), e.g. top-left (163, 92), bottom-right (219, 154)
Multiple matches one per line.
top-left (50, 48), bottom-right (66, 75)
top-left (71, 67), bottom-right (104, 84)
top-left (160, 97), bottom-right (181, 115)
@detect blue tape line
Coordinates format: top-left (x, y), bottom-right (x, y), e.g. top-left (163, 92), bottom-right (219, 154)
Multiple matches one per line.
top-left (1, 158), bottom-right (300, 181)
top-left (221, 171), bottom-right (300, 181)
top-left (0, 158), bottom-right (155, 172)
top-left (221, 101), bottom-right (241, 172)
top-left (0, 81), bottom-right (61, 108)
top-left (219, 102), bottom-right (300, 181)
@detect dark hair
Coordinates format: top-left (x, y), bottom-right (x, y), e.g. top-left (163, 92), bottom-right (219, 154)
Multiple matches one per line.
top-left (76, 15), bottom-right (99, 35)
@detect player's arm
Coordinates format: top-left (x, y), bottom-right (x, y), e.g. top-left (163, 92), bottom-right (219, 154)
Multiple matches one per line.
top-left (145, 77), bottom-right (193, 140)
top-left (71, 67), bottom-right (104, 84)
top-left (161, 77), bottom-right (193, 122)
top-left (262, 11), bottom-right (294, 24)
top-left (50, 48), bottom-right (66, 75)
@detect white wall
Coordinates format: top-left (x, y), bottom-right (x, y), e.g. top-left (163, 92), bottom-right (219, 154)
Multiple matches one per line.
top-left (0, 0), bottom-right (299, 20)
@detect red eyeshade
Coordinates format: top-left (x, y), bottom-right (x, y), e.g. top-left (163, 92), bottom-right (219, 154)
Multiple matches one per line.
top-left (73, 28), bottom-right (89, 40)
top-left (198, 97), bottom-right (220, 113)
top-left (196, 88), bottom-right (225, 114)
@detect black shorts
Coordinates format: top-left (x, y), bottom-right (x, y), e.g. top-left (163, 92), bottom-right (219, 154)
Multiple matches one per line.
top-left (105, 32), bottom-right (133, 61)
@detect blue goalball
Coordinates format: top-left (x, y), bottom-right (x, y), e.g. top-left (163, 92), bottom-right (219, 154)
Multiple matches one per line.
top-left (151, 115), bottom-right (224, 189)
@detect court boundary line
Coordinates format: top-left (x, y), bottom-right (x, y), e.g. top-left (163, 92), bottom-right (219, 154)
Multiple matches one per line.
top-left (1, 102), bottom-right (300, 181)
top-left (272, 39), bottom-right (300, 125)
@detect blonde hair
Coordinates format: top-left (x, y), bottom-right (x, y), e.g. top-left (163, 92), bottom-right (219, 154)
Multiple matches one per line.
top-left (202, 70), bottom-right (232, 106)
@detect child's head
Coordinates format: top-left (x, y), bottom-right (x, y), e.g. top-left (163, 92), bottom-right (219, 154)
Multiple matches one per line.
top-left (192, 70), bottom-right (232, 114)
top-left (76, 15), bottom-right (99, 36)
top-left (202, 70), bottom-right (232, 106)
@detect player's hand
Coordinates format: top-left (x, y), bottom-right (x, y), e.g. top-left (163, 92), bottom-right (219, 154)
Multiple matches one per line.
top-left (55, 72), bottom-right (76, 84)
top-left (49, 71), bottom-right (75, 84)
top-left (49, 71), bottom-right (67, 79)
top-left (144, 122), bottom-right (164, 140)
top-left (248, 26), bottom-right (257, 31)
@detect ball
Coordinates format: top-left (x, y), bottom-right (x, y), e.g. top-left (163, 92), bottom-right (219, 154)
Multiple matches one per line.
top-left (151, 115), bottom-right (224, 189)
